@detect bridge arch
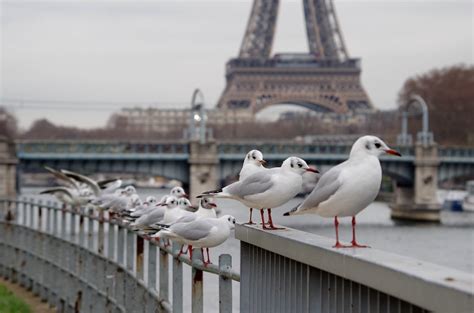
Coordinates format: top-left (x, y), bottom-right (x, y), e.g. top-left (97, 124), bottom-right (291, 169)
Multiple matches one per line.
top-left (253, 95), bottom-right (349, 114)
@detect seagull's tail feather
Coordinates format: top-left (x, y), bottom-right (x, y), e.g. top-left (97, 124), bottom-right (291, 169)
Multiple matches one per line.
top-left (283, 203), bottom-right (302, 216)
top-left (197, 188), bottom-right (223, 198)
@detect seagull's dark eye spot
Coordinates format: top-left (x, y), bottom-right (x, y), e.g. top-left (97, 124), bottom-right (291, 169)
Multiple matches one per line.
top-left (374, 142), bottom-right (381, 149)
top-left (298, 163), bottom-right (302, 168)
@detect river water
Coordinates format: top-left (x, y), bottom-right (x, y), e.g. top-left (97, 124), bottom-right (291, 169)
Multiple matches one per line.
top-left (21, 187), bottom-right (474, 312)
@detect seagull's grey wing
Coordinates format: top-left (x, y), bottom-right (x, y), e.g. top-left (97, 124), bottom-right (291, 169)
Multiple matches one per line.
top-left (173, 214), bottom-right (197, 225)
top-left (298, 166), bottom-right (343, 212)
top-left (61, 170), bottom-right (101, 196)
top-left (170, 219), bottom-right (214, 241)
top-left (98, 178), bottom-right (121, 190)
top-left (225, 171), bottom-right (274, 198)
top-left (40, 187), bottom-right (74, 199)
top-left (44, 166), bottom-right (80, 190)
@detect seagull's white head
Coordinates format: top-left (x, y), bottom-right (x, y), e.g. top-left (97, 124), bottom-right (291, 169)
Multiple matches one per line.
top-left (130, 194), bottom-right (142, 207)
top-left (221, 215), bottom-right (236, 229)
top-left (178, 198), bottom-right (196, 210)
top-left (145, 196), bottom-right (157, 205)
top-left (243, 150), bottom-right (266, 167)
top-left (282, 157), bottom-right (319, 175)
top-left (200, 197), bottom-right (217, 210)
top-left (170, 187), bottom-right (187, 198)
top-left (124, 186), bottom-right (136, 196)
top-left (164, 196), bottom-right (179, 209)
top-left (350, 135), bottom-right (402, 158)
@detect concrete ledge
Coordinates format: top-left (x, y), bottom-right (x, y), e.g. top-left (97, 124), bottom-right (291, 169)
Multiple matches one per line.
top-left (236, 223), bottom-right (474, 313)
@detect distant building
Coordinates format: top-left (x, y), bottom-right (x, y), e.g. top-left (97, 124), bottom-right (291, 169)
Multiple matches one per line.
top-left (107, 107), bottom-right (255, 134)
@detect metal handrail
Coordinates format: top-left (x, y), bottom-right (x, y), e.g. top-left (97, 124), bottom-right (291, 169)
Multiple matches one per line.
top-left (0, 198), bottom-right (240, 313)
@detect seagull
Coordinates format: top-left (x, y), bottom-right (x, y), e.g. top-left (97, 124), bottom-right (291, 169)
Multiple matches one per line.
top-left (154, 215), bottom-right (236, 265)
top-left (200, 157), bottom-right (318, 230)
top-left (195, 197), bottom-right (217, 219)
top-left (161, 196), bottom-right (191, 225)
top-left (239, 150), bottom-right (267, 225)
top-left (123, 196), bottom-right (158, 218)
top-left (284, 135), bottom-right (401, 248)
top-left (130, 203), bottom-right (166, 231)
top-left (157, 186), bottom-right (188, 205)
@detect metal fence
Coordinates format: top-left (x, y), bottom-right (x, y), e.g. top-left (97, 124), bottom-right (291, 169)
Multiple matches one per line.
top-left (0, 198), bottom-right (239, 313)
top-left (236, 224), bottom-right (474, 313)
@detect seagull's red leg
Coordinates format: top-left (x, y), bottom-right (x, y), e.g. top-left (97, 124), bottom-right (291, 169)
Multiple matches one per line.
top-left (260, 209), bottom-right (270, 230)
top-left (244, 208), bottom-right (255, 225)
top-left (333, 216), bottom-right (348, 248)
top-left (188, 245), bottom-right (193, 260)
top-left (206, 248), bottom-right (211, 265)
top-left (178, 245), bottom-right (185, 257)
top-left (350, 216), bottom-right (369, 248)
top-left (267, 209), bottom-right (285, 230)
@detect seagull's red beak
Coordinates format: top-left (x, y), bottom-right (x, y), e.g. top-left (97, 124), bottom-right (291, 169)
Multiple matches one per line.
top-left (183, 193), bottom-right (188, 198)
top-left (384, 149), bottom-right (402, 157)
top-left (209, 202), bottom-right (217, 208)
top-left (306, 167), bottom-right (320, 174)
top-left (259, 159), bottom-right (267, 166)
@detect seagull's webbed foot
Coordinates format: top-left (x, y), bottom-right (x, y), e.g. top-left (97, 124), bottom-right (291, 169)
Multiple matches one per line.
top-left (349, 241), bottom-right (370, 248)
top-left (265, 209), bottom-right (286, 230)
top-left (332, 241), bottom-right (351, 248)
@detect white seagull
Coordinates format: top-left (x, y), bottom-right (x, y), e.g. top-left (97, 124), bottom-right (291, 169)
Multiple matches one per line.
top-left (239, 150), bottom-right (267, 224)
top-left (155, 215), bottom-right (236, 265)
top-left (284, 135), bottom-right (401, 248)
top-left (200, 157), bottom-right (318, 230)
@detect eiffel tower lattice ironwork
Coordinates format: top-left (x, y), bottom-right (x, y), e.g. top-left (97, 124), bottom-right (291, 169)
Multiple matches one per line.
top-left (217, 0), bottom-right (373, 114)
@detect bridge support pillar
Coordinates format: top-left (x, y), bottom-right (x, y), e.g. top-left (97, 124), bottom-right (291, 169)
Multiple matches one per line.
top-left (0, 137), bottom-right (17, 198)
top-left (188, 141), bottom-right (219, 202)
top-left (391, 144), bottom-right (441, 222)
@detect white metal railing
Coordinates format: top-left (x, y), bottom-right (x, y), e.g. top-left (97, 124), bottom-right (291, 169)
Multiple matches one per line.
top-left (0, 198), bottom-right (239, 313)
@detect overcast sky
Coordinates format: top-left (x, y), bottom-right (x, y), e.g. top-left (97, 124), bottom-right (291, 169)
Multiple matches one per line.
top-left (1, 0), bottom-right (472, 129)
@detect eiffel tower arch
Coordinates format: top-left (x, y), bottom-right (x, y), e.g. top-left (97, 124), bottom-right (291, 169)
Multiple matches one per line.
top-left (217, 0), bottom-right (373, 114)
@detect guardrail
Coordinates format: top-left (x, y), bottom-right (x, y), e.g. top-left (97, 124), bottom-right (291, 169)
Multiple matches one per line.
top-left (0, 198), bottom-right (239, 313)
top-left (236, 224), bottom-right (474, 313)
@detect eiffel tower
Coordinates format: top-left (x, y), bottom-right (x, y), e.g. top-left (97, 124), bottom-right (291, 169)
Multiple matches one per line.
top-left (217, 0), bottom-right (373, 114)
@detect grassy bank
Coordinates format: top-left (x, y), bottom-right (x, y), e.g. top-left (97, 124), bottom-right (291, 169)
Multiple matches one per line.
top-left (0, 284), bottom-right (31, 313)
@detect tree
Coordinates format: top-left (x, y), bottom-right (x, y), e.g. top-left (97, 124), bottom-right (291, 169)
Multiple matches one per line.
top-left (398, 64), bottom-right (474, 145)
top-left (0, 107), bottom-right (18, 139)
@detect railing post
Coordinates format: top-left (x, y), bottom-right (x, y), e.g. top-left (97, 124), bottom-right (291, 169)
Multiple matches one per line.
top-left (191, 248), bottom-right (203, 313)
top-left (79, 211), bottom-right (85, 247)
top-left (97, 210), bottom-right (105, 255)
top-left (126, 230), bottom-right (135, 272)
top-left (29, 198), bottom-right (35, 228)
top-left (70, 208), bottom-right (76, 243)
top-left (136, 236), bottom-right (145, 280)
top-left (60, 204), bottom-right (67, 239)
top-left (45, 201), bottom-right (51, 235)
top-left (159, 247), bottom-right (169, 303)
top-left (148, 243), bottom-right (157, 290)
top-left (88, 211), bottom-right (95, 251)
top-left (52, 203), bottom-right (59, 237)
top-left (37, 200), bottom-right (43, 231)
top-left (172, 243), bottom-right (183, 313)
top-left (219, 254), bottom-right (232, 313)
top-left (117, 226), bottom-right (126, 265)
top-left (107, 220), bottom-right (115, 260)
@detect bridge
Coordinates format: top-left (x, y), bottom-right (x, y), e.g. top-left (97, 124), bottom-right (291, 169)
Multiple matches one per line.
top-left (0, 198), bottom-right (473, 312)
top-left (2, 137), bottom-right (474, 222)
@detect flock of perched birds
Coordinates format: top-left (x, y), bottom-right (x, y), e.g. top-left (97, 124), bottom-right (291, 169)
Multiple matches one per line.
top-left (41, 135), bottom-right (401, 263)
